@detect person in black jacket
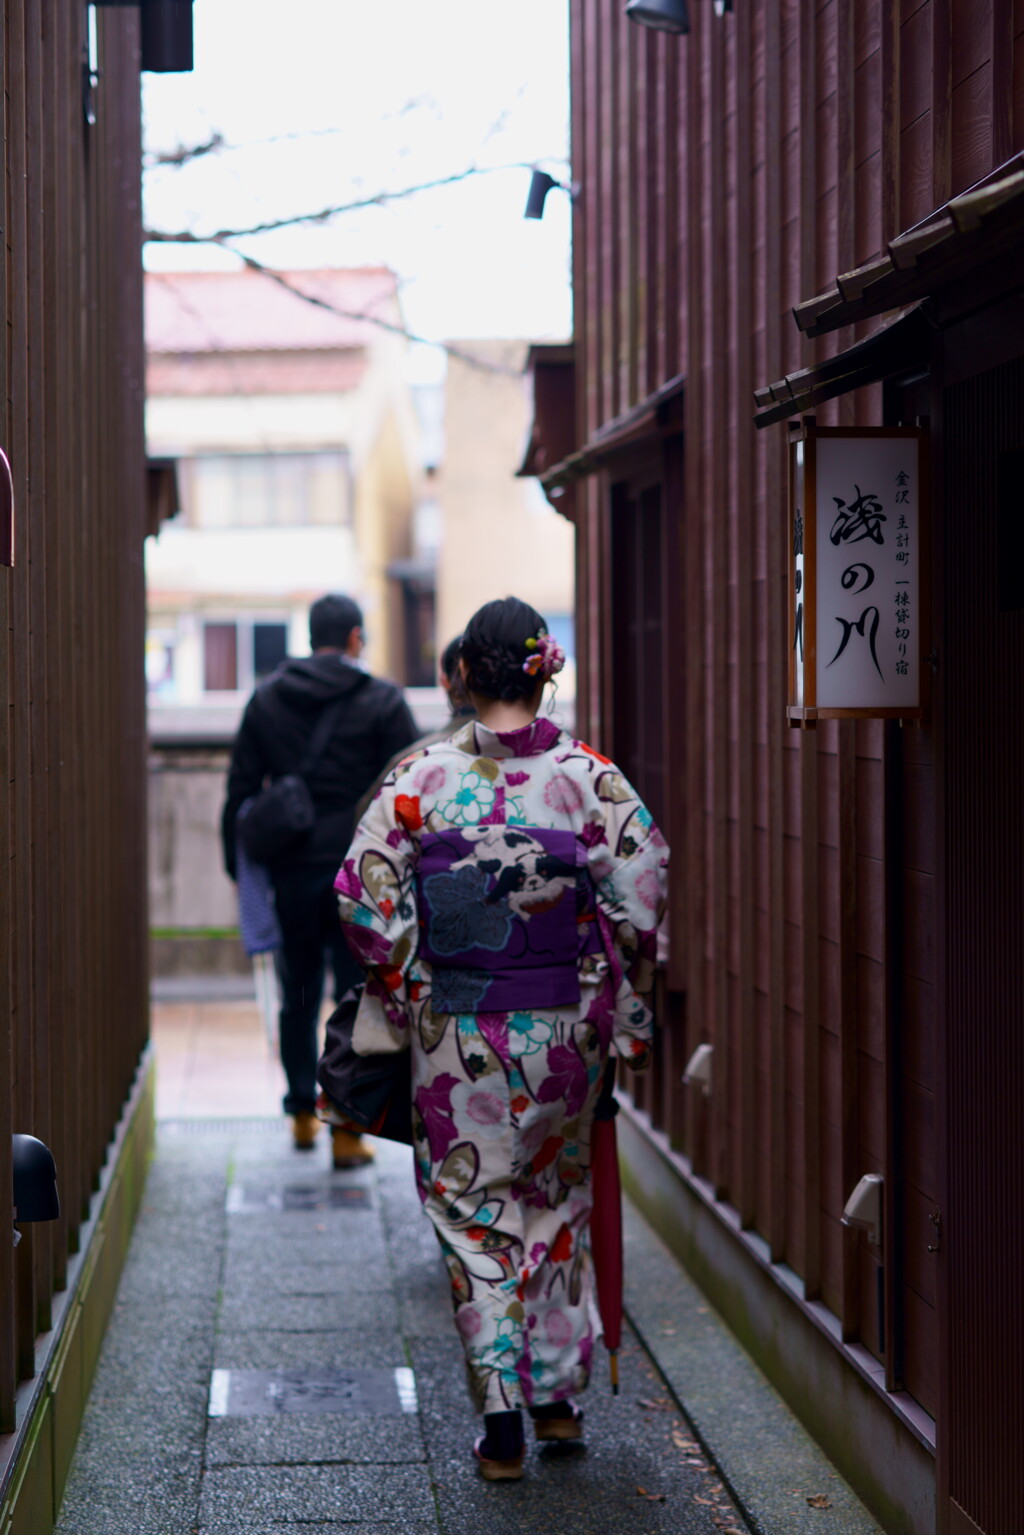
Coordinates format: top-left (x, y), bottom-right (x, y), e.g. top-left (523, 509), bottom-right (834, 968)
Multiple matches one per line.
top-left (221, 594), bottom-right (418, 1162)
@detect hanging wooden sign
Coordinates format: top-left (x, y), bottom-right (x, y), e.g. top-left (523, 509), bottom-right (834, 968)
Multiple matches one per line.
top-left (788, 423), bottom-right (926, 723)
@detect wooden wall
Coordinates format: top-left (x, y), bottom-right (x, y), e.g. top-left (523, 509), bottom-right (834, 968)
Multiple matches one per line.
top-left (0, 1), bottom-right (148, 1428)
top-left (570, 0), bottom-right (1024, 1423)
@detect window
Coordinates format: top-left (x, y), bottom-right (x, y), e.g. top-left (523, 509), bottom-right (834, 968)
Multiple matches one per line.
top-left (184, 452), bottom-right (352, 530)
top-left (202, 618), bottom-right (289, 694)
top-left (203, 622), bottom-right (238, 692)
top-left (253, 622), bottom-right (288, 679)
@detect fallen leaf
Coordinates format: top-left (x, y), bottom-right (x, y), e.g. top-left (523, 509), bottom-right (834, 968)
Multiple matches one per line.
top-left (807, 1494), bottom-right (833, 1509)
top-left (694, 1495), bottom-right (716, 1505)
top-left (638, 1396), bottom-right (670, 1411)
top-left (637, 1486), bottom-right (667, 1502)
top-left (671, 1430), bottom-right (695, 1449)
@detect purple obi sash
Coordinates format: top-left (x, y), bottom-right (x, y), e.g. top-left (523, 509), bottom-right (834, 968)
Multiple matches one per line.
top-left (416, 825), bottom-right (598, 1014)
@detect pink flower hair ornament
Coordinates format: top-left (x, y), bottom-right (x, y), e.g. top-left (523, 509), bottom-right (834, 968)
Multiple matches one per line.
top-left (522, 629), bottom-right (566, 680)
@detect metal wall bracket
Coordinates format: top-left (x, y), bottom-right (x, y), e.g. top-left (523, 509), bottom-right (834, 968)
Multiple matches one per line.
top-left (0, 448), bottom-right (13, 566)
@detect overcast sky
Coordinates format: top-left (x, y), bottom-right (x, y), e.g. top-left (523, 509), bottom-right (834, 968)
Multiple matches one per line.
top-left (142, 0), bottom-right (572, 380)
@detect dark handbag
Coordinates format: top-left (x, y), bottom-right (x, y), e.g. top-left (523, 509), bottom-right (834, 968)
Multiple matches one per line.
top-left (238, 696), bottom-right (346, 862)
top-left (317, 986), bottom-right (413, 1146)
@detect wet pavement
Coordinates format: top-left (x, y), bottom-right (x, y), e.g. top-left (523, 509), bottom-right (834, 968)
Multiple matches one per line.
top-left (52, 999), bottom-right (883, 1534)
top-left (53, 1123), bottom-right (749, 1535)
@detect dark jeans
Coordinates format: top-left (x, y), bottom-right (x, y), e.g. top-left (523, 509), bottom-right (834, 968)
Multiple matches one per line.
top-left (273, 864), bottom-right (363, 1116)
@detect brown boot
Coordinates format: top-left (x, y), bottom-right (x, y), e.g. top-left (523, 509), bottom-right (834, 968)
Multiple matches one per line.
top-left (292, 1111), bottom-right (322, 1151)
top-left (331, 1127), bottom-right (375, 1169)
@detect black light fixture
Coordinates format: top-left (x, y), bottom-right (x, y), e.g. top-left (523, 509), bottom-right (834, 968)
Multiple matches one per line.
top-left (141, 0), bottom-right (194, 72)
top-left (625, 0), bottom-right (690, 33)
top-left (13, 1135), bottom-right (60, 1234)
top-left (90, 0), bottom-right (195, 73)
top-left (525, 170), bottom-right (563, 221)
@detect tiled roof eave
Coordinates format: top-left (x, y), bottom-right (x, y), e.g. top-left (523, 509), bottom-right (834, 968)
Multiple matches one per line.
top-left (792, 158), bottom-right (1024, 339)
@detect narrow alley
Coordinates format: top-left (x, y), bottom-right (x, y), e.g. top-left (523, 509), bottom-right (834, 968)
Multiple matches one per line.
top-left (52, 997), bottom-right (880, 1535)
top-left (8, 7), bottom-right (1024, 1533)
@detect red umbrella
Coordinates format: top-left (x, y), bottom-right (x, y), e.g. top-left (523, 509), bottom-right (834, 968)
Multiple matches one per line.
top-left (589, 1060), bottom-right (624, 1393)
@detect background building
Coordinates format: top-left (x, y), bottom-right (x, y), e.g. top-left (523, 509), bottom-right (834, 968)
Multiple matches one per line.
top-left (437, 340), bottom-right (576, 688)
top-left (144, 266), bottom-right (424, 718)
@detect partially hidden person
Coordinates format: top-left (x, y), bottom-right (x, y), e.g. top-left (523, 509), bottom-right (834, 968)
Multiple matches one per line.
top-left (334, 596), bottom-right (668, 1477)
top-left (221, 593), bottom-right (418, 1165)
top-left (353, 632), bottom-right (476, 824)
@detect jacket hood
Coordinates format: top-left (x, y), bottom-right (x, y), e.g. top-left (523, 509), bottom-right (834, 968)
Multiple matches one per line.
top-left (269, 655), bottom-right (373, 711)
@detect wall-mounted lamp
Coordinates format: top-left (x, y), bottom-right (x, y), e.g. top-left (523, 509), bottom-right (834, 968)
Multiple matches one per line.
top-left (625, 0), bottom-right (690, 34)
top-left (682, 1042), bottom-right (713, 1097)
top-left (625, 0), bottom-right (733, 32)
top-left (0, 447), bottom-right (13, 567)
top-left (13, 1134), bottom-right (60, 1246)
top-left (524, 169), bottom-right (572, 221)
top-left (141, 0), bottom-right (194, 72)
top-left (841, 1173), bottom-right (883, 1247)
top-left (92, 0), bottom-right (195, 72)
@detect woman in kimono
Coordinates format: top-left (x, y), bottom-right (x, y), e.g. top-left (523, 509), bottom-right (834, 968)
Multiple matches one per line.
top-left (334, 597), bottom-right (668, 1479)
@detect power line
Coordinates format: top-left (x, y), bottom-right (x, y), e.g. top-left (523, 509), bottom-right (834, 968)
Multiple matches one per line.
top-left (144, 161), bottom-right (560, 245)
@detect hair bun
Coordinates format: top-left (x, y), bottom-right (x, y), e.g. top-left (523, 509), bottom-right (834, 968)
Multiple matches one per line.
top-left (460, 596), bottom-right (550, 704)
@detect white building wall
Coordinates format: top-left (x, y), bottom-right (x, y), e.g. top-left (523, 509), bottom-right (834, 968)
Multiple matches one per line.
top-left (145, 392), bottom-right (356, 454)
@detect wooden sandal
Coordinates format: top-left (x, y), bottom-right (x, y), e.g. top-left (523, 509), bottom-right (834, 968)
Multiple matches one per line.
top-left (474, 1435), bottom-right (525, 1480)
top-left (531, 1404), bottom-right (584, 1442)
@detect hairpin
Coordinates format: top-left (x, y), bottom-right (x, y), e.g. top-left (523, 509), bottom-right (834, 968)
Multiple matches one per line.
top-left (522, 629), bottom-right (566, 680)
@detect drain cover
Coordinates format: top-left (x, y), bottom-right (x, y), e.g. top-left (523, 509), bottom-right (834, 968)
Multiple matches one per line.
top-left (208, 1366), bottom-right (417, 1417)
top-left (226, 1183), bottom-right (370, 1213)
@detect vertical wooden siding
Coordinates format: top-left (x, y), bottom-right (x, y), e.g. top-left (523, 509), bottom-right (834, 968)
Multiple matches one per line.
top-left (940, 354), bottom-right (1024, 1535)
top-left (570, 0), bottom-right (1024, 1422)
top-left (0, 0), bottom-right (148, 1427)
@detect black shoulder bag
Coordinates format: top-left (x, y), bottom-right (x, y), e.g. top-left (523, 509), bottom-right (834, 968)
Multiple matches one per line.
top-left (317, 987), bottom-right (413, 1145)
top-left (237, 696), bottom-right (347, 863)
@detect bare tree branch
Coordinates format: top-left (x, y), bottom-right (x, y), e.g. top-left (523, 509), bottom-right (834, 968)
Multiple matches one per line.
top-left (144, 161), bottom-right (554, 244)
top-left (227, 251), bottom-right (520, 375)
top-left (145, 133), bottom-right (225, 168)
top-left (143, 110), bottom-right (565, 164)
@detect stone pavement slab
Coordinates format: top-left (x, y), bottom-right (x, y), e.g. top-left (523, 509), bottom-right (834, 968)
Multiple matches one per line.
top-left (216, 1288), bottom-right (400, 1333)
top-left (211, 1329), bottom-right (405, 1371)
top-left (198, 1462), bottom-right (438, 1526)
top-left (204, 1411), bottom-right (425, 1467)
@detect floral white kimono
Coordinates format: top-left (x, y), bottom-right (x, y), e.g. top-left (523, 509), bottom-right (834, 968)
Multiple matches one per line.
top-left (335, 716), bottom-right (668, 1413)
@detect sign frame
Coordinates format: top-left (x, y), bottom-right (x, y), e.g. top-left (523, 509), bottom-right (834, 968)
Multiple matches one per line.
top-left (787, 421), bottom-right (929, 724)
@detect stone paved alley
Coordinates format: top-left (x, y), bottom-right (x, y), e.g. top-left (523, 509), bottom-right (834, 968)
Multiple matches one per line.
top-left (52, 995), bottom-right (884, 1535)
